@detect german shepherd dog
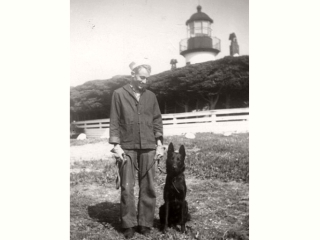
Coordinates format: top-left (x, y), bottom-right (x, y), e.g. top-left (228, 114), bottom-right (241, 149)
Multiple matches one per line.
top-left (159, 143), bottom-right (190, 233)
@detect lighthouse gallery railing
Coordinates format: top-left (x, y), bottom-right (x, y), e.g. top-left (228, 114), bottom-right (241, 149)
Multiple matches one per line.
top-left (179, 36), bottom-right (221, 53)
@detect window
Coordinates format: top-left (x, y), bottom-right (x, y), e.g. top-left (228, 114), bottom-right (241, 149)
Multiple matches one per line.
top-left (189, 22), bottom-right (194, 35)
top-left (189, 21), bottom-right (212, 37)
top-left (194, 21), bottom-right (201, 28)
top-left (194, 21), bottom-right (201, 35)
top-left (202, 21), bottom-right (210, 35)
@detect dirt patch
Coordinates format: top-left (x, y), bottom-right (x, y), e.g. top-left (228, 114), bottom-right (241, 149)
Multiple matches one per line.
top-left (70, 142), bottom-right (114, 163)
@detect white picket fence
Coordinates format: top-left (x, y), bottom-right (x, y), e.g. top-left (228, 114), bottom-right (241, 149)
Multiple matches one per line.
top-left (71, 108), bottom-right (249, 138)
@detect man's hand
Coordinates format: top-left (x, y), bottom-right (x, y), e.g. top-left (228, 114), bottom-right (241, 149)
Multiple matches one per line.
top-left (154, 145), bottom-right (165, 160)
top-left (111, 144), bottom-right (125, 160)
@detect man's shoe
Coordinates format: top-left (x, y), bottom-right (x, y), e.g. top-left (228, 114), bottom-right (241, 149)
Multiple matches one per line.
top-left (139, 226), bottom-right (151, 235)
top-left (123, 227), bottom-right (135, 239)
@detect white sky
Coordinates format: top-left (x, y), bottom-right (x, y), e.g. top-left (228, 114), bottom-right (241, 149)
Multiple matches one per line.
top-left (70, 0), bottom-right (249, 86)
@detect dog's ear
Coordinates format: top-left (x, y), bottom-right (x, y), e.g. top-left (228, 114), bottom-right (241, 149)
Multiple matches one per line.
top-left (179, 145), bottom-right (186, 161)
top-left (168, 142), bottom-right (174, 154)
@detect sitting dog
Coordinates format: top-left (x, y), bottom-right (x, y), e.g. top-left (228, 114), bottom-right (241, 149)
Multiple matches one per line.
top-left (159, 143), bottom-right (190, 233)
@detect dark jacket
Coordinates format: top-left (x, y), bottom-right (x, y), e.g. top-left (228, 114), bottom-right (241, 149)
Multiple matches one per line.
top-left (109, 84), bottom-right (163, 149)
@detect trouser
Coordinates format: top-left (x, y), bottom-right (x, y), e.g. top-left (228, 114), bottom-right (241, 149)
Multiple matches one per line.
top-left (120, 149), bottom-right (156, 228)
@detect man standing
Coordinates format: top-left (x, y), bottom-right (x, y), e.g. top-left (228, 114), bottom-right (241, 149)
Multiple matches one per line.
top-left (109, 58), bottom-right (164, 239)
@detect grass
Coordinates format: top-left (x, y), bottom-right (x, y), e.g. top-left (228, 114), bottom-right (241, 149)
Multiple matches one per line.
top-left (70, 132), bottom-right (249, 239)
top-left (163, 133), bottom-right (249, 183)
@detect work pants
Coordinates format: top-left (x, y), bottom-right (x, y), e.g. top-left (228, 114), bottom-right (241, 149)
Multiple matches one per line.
top-left (120, 149), bottom-right (156, 228)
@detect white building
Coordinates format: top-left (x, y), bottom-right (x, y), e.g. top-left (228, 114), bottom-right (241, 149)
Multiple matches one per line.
top-left (179, 5), bottom-right (221, 65)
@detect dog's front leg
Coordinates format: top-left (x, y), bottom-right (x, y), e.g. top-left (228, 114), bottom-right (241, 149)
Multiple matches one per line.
top-left (163, 200), bottom-right (169, 232)
top-left (180, 200), bottom-right (186, 233)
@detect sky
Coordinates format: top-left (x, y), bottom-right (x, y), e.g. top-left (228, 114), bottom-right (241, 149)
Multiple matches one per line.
top-left (70, 0), bottom-right (249, 86)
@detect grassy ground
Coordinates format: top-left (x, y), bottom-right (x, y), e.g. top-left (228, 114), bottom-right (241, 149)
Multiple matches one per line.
top-left (70, 133), bottom-right (249, 240)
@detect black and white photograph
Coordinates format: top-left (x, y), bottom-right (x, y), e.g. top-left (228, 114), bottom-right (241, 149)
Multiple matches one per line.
top-left (3, 1), bottom-right (320, 240)
top-left (70, 0), bottom-right (249, 239)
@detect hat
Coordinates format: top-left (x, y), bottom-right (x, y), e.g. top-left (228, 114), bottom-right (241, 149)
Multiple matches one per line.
top-left (129, 57), bottom-right (150, 70)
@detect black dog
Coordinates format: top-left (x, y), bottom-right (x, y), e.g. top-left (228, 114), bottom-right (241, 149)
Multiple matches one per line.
top-left (159, 143), bottom-right (190, 233)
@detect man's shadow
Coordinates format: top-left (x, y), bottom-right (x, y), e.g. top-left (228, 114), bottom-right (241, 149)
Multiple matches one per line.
top-left (87, 201), bottom-right (121, 232)
top-left (88, 201), bottom-right (162, 232)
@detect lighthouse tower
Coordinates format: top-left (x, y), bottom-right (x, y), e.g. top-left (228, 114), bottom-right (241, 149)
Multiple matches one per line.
top-left (179, 5), bottom-right (221, 65)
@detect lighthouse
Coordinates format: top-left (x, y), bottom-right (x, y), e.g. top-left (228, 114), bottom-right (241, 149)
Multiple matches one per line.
top-left (179, 5), bottom-right (221, 65)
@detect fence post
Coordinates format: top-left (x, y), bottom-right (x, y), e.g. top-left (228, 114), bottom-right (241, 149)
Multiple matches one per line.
top-left (173, 116), bottom-right (177, 125)
top-left (211, 112), bottom-right (216, 123)
top-left (211, 112), bottom-right (216, 132)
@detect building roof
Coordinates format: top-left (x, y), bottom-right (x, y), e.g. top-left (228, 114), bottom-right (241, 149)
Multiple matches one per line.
top-left (186, 5), bottom-right (213, 25)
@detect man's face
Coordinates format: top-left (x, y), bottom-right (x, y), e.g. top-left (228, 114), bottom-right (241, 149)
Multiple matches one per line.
top-left (132, 67), bottom-right (150, 92)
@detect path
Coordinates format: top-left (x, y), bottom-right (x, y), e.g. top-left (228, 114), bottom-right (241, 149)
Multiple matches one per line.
top-left (70, 142), bottom-right (114, 163)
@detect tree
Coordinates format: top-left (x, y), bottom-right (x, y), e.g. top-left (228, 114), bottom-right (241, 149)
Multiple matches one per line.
top-left (149, 56), bottom-right (249, 111)
top-left (70, 56), bottom-right (249, 120)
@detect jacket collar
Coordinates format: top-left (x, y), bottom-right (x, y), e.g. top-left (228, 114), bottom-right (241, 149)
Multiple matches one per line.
top-left (123, 84), bottom-right (140, 102)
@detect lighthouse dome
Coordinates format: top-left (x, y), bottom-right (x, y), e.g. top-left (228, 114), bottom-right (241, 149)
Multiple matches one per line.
top-left (186, 5), bottom-right (213, 25)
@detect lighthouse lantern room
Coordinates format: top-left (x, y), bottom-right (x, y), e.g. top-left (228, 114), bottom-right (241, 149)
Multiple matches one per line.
top-left (180, 5), bottom-right (221, 65)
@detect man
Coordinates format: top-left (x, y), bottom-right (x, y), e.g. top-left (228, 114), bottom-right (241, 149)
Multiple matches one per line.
top-left (109, 58), bottom-right (164, 239)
